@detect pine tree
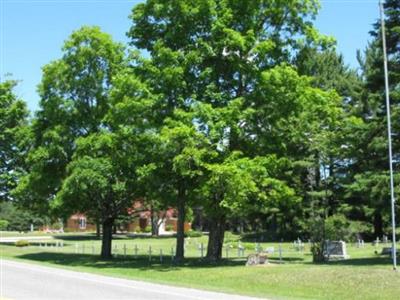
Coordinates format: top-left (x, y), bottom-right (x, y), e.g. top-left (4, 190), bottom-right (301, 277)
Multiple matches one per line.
top-left (345, 0), bottom-right (400, 238)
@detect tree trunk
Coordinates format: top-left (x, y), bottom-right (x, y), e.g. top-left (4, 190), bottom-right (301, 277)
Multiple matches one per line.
top-left (175, 185), bottom-right (186, 262)
top-left (96, 219), bottom-right (100, 238)
top-left (374, 211), bottom-right (383, 238)
top-left (101, 218), bottom-right (114, 259)
top-left (151, 206), bottom-right (159, 236)
top-left (206, 216), bottom-right (225, 262)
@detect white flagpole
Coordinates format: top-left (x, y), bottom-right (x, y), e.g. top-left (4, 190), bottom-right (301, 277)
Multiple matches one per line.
top-left (379, 0), bottom-right (397, 271)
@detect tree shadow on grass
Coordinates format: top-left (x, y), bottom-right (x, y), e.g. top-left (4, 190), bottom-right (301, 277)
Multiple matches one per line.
top-left (326, 256), bottom-right (394, 266)
top-left (14, 251), bottom-right (394, 271)
top-left (16, 252), bottom-right (246, 272)
top-left (299, 255), bottom-right (395, 267)
top-left (268, 257), bottom-right (305, 263)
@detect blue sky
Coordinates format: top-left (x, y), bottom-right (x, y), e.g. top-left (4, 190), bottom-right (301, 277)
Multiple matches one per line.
top-left (1, 0), bottom-right (380, 112)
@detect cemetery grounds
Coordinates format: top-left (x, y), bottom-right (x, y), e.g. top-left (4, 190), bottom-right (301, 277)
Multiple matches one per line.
top-left (0, 232), bottom-right (399, 300)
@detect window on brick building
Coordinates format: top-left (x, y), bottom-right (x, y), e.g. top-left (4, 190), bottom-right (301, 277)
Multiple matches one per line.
top-left (79, 217), bottom-right (86, 229)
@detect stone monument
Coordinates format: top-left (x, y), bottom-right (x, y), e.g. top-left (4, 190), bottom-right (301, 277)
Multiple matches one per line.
top-left (324, 240), bottom-right (350, 261)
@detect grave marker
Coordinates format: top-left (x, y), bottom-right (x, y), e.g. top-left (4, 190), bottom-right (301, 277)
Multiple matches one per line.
top-left (238, 243), bottom-right (244, 257)
top-left (148, 246), bottom-right (152, 262)
top-left (265, 247), bottom-right (274, 254)
top-left (324, 241), bottom-right (349, 260)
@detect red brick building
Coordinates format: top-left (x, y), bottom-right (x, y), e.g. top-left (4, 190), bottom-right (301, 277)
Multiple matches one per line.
top-left (64, 201), bottom-right (191, 234)
top-left (65, 213), bottom-right (96, 232)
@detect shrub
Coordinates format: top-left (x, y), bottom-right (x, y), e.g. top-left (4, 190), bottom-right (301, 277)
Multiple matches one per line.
top-left (307, 215), bottom-right (326, 263)
top-left (15, 240), bottom-right (29, 247)
top-left (142, 226), bottom-right (151, 233)
top-left (324, 214), bottom-right (349, 241)
top-left (224, 232), bottom-right (240, 243)
top-left (240, 242), bottom-right (256, 250)
top-left (185, 230), bottom-right (203, 238)
top-left (325, 214), bottom-right (369, 242)
top-left (50, 221), bottom-right (63, 230)
top-left (240, 231), bottom-right (270, 242)
top-left (165, 224), bottom-right (174, 232)
top-left (0, 219), bottom-right (9, 230)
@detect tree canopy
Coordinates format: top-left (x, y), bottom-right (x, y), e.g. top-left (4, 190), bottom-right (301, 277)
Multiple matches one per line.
top-left (7, 0), bottom-right (399, 263)
top-left (0, 80), bottom-right (29, 202)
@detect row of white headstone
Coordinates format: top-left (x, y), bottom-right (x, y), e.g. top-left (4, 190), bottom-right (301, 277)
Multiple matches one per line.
top-left (60, 241), bottom-right (289, 261)
top-left (67, 242), bottom-right (252, 261)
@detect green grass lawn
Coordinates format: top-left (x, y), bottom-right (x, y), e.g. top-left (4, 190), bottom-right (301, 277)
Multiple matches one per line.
top-left (1, 233), bottom-right (399, 300)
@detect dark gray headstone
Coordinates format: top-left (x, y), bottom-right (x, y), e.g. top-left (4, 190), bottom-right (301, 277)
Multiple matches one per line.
top-left (324, 241), bottom-right (349, 260)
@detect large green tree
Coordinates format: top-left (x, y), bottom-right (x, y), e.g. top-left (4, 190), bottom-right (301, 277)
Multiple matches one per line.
top-left (53, 60), bottom-right (155, 258)
top-left (128, 0), bottom-right (335, 260)
top-left (134, 108), bottom-right (210, 261)
top-left (14, 27), bottom-right (130, 256)
top-left (0, 80), bottom-right (30, 202)
top-left (54, 131), bottom-right (144, 258)
top-left (201, 152), bottom-right (296, 261)
top-left (14, 26), bottom-right (125, 214)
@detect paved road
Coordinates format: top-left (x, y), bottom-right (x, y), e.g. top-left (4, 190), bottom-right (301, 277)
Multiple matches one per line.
top-left (1, 260), bottom-right (263, 300)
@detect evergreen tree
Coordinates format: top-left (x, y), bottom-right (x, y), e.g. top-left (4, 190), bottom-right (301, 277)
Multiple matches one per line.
top-left (345, 0), bottom-right (400, 237)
